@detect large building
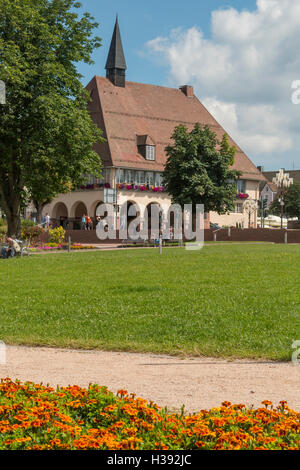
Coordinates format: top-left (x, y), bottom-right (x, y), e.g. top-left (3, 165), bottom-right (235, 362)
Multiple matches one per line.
top-left (44, 18), bottom-right (265, 231)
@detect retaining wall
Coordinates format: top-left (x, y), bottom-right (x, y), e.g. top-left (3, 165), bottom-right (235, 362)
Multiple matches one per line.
top-left (36, 228), bottom-right (300, 245)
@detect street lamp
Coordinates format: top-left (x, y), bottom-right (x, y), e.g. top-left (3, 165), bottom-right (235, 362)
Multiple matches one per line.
top-left (272, 169), bottom-right (293, 229)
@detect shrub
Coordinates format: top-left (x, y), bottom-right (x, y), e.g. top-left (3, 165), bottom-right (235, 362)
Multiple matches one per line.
top-left (49, 226), bottom-right (66, 245)
top-left (0, 224), bottom-right (7, 241)
top-left (21, 225), bottom-right (44, 243)
top-left (21, 219), bottom-right (35, 228)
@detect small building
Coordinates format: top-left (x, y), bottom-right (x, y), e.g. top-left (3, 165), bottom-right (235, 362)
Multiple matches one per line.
top-left (260, 181), bottom-right (278, 208)
top-left (44, 18), bottom-right (265, 232)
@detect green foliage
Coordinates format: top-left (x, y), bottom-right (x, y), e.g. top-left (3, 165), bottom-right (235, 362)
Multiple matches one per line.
top-left (269, 183), bottom-right (300, 219)
top-left (21, 225), bottom-right (44, 243)
top-left (0, 0), bottom-right (104, 235)
top-left (21, 219), bottom-right (35, 228)
top-left (163, 124), bottom-right (241, 213)
top-left (49, 226), bottom-right (66, 244)
top-left (0, 223), bottom-right (7, 241)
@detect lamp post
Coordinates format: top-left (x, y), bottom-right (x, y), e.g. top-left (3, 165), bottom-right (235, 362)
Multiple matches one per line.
top-left (272, 169), bottom-right (293, 229)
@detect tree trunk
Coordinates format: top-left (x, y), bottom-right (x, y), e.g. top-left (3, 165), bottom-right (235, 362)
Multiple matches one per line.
top-left (6, 211), bottom-right (21, 238)
top-left (34, 201), bottom-right (44, 224)
top-left (0, 187), bottom-right (22, 238)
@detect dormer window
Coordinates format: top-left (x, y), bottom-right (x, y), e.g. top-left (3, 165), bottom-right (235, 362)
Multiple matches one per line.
top-left (137, 135), bottom-right (156, 161)
top-left (145, 145), bottom-right (155, 161)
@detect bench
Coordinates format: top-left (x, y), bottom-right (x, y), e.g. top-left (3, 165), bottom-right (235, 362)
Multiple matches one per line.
top-left (0, 240), bottom-right (30, 258)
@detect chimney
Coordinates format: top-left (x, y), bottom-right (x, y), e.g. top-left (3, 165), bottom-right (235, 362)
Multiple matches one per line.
top-left (179, 85), bottom-right (194, 97)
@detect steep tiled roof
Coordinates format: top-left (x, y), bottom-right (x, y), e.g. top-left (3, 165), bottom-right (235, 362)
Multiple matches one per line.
top-left (86, 76), bottom-right (265, 181)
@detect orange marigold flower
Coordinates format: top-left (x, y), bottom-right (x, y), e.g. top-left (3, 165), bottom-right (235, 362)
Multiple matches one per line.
top-left (261, 400), bottom-right (273, 407)
top-left (221, 401), bottom-right (232, 408)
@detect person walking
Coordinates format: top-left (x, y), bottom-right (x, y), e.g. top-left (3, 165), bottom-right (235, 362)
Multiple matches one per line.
top-left (86, 214), bottom-right (93, 230)
top-left (45, 213), bottom-right (51, 230)
top-left (81, 214), bottom-right (86, 230)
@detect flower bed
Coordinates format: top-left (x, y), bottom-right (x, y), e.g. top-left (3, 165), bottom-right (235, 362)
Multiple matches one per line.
top-left (236, 192), bottom-right (249, 199)
top-left (0, 379), bottom-right (299, 450)
top-left (79, 183), bottom-right (111, 190)
top-left (30, 243), bottom-right (97, 252)
top-left (116, 183), bottom-right (165, 192)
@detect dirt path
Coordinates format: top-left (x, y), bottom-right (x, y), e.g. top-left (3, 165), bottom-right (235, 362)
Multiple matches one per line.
top-left (1, 345), bottom-right (299, 413)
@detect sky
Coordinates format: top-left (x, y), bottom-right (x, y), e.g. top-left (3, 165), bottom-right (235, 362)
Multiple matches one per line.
top-left (75, 0), bottom-right (300, 171)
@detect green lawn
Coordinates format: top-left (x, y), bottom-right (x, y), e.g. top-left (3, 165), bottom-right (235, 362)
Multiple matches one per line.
top-left (0, 245), bottom-right (299, 360)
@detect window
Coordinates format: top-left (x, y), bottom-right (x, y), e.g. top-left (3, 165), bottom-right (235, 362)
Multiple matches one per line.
top-left (145, 171), bottom-right (154, 185)
top-left (155, 173), bottom-right (164, 186)
top-left (125, 170), bottom-right (134, 183)
top-left (83, 174), bottom-right (103, 185)
top-left (137, 135), bottom-right (156, 160)
top-left (117, 169), bottom-right (164, 186)
top-left (136, 171), bottom-right (145, 184)
top-left (116, 169), bottom-right (125, 183)
top-left (145, 145), bottom-right (155, 161)
top-left (237, 180), bottom-right (246, 193)
top-left (102, 169), bottom-right (110, 183)
top-left (236, 203), bottom-right (243, 213)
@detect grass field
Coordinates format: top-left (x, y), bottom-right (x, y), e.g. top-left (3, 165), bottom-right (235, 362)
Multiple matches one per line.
top-left (0, 245), bottom-right (299, 360)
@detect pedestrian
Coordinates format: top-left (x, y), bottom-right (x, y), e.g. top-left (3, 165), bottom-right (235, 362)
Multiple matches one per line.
top-left (81, 214), bottom-right (86, 230)
top-left (45, 213), bottom-right (50, 230)
top-left (86, 214), bottom-right (93, 230)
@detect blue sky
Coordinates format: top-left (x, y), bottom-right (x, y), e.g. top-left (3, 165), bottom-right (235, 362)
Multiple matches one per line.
top-left (77, 0), bottom-right (257, 86)
top-left (75, 0), bottom-right (300, 171)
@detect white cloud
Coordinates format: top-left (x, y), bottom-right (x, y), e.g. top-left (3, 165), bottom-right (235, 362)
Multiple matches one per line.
top-left (202, 98), bottom-right (292, 155)
top-left (146, 0), bottom-right (300, 168)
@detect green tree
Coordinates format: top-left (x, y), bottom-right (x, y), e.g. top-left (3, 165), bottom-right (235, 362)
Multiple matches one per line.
top-left (163, 124), bottom-right (241, 216)
top-left (0, 0), bottom-right (104, 236)
top-left (269, 182), bottom-right (300, 219)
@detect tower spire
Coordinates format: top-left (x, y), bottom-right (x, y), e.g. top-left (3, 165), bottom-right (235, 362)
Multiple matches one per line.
top-left (105, 16), bottom-right (127, 87)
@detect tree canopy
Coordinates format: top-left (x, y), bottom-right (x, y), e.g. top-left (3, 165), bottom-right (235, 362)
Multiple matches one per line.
top-left (163, 123), bottom-right (241, 214)
top-left (269, 182), bottom-right (300, 219)
top-left (0, 0), bottom-right (104, 235)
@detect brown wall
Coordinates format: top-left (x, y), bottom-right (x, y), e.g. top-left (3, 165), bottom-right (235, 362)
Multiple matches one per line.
top-left (288, 221), bottom-right (300, 230)
top-left (204, 228), bottom-right (300, 244)
top-left (36, 228), bottom-right (300, 245)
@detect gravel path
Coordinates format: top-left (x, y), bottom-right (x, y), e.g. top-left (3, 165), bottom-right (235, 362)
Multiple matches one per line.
top-left (0, 345), bottom-right (299, 413)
